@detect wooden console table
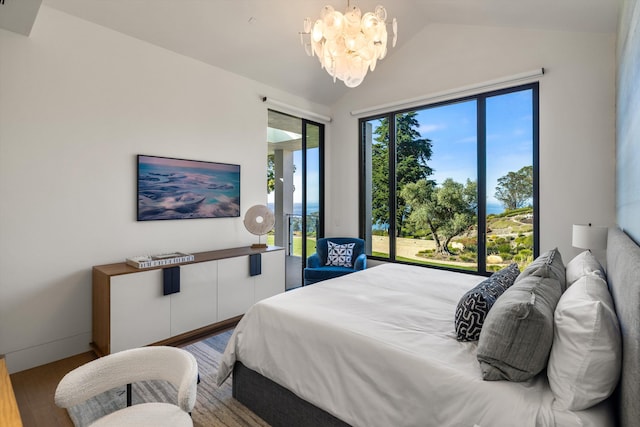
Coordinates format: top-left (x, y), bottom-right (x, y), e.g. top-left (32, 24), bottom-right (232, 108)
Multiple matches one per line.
top-left (92, 245), bottom-right (284, 356)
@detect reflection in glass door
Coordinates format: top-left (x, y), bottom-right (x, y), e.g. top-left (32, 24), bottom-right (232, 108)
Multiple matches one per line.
top-left (302, 121), bottom-right (322, 278)
top-left (267, 110), bottom-right (323, 289)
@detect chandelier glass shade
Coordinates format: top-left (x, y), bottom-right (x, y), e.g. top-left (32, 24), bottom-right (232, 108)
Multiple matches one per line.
top-left (301, 4), bottom-right (397, 88)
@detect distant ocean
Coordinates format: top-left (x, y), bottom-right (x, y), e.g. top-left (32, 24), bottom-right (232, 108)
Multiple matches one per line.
top-left (267, 202), bottom-right (319, 216)
top-left (487, 202), bottom-right (504, 215)
top-left (267, 202), bottom-right (504, 215)
top-left (268, 201), bottom-right (503, 216)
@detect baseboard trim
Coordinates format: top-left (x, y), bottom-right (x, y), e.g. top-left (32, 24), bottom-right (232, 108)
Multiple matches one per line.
top-left (8, 317), bottom-right (242, 373)
top-left (5, 332), bottom-right (92, 374)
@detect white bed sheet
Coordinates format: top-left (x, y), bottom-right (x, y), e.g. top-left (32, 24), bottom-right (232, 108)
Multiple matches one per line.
top-left (216, 263), bottom-right (612, 427)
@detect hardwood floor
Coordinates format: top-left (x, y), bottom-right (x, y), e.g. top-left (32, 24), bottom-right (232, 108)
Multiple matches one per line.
top-left (10, 352), bottom-right (96, 427)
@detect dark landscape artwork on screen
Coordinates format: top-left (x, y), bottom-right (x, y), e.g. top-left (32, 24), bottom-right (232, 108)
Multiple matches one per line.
top-left (137, 155), bottom-right (240, 221)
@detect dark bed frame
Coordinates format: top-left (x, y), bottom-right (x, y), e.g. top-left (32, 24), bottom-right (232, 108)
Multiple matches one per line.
top-left (233, 362), bottom-right (349, 427)
top-left (233, 227), bottom-right (640, 427)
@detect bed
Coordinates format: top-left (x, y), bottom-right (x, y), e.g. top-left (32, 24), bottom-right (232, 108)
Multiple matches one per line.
top-left (216, 227), bottom-right (639, 427)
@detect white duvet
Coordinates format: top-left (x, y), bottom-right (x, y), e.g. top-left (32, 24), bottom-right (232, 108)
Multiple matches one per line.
top-left (216, 263), bottom-right (613, 427)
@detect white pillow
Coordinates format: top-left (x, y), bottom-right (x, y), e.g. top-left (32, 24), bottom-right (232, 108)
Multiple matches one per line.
top-left (548, 272), bottom-right (621, 411)
top-left (565, 250), bottom-right (605, 286)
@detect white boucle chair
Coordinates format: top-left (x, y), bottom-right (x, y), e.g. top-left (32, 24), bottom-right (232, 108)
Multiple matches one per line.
top-left (55, 346), bottom-right (198, 427)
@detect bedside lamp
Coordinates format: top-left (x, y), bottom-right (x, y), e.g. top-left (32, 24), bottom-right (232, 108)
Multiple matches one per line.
top-left (572, 223), bottom-right (608, 251)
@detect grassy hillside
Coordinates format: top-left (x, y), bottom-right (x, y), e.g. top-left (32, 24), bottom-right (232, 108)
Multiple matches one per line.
top-left (413, 207), bottom-right (534, 271)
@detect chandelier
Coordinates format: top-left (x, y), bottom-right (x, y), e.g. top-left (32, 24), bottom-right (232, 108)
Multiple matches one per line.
top-left (301, 3), bottom-right (397, 88)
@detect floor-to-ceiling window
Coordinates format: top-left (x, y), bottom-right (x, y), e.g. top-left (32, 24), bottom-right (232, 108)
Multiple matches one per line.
top-left (360, 83), bottom-right (538, 275)
top-left (267, 110), bottom-right (324, 288)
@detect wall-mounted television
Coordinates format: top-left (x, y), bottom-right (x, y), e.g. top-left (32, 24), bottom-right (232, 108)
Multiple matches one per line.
top-left (137, 155), bottom-right (240, 221)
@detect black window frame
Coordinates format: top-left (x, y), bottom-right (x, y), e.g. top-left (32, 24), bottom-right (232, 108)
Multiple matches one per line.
top-left (358, 82), bottom-right (539, 276)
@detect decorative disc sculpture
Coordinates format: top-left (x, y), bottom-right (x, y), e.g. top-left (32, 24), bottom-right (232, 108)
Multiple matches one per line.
top-left (243, 205), bottom-right (275, 249)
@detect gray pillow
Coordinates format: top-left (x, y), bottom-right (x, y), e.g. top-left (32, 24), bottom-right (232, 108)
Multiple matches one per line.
top-left (515, 247), bottom-right (566, 291)
top-left (477, 273), bottom-right (563, 381)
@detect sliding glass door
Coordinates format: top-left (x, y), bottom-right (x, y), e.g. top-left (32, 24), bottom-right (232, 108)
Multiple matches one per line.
top-left (268, 110), bottom-right (324, 289)
top-left (484, 89), bottom-right (538, 270)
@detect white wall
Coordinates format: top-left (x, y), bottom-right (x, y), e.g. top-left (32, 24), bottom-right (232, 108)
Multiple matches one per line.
top-left (0, 6), bottom-right (328, 373)
top-left (327, 23), bottom-right (616, 265)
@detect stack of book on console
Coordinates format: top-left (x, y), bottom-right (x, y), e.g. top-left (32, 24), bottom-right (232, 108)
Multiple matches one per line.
top-left (126, 252), bottom-right (194, 269)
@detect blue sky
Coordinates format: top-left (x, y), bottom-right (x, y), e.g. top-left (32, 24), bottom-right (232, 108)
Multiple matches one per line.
top-left (414, 89), bottom-right (533, 211)
top-left (293, 148), bottom-right (320, 204)
top-left (267, 148), bottom-right (320, 205)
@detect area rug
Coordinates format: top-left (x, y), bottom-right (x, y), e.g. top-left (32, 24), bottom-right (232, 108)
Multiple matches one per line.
top-left (67, 330), bottom-right (270, 426)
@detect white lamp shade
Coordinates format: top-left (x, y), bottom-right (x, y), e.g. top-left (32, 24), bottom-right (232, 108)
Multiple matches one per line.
top-left (572, 224), bottom-right (608, 250)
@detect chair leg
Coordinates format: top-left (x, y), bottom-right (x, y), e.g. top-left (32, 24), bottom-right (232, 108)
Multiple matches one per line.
top-left (126, 383), bottom-right (132, 407)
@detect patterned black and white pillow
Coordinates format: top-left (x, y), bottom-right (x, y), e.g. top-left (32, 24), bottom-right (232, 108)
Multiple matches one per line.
top-left (455, 263), bottom-right (520, 341)
top-left (325, 241), bottom-right (356, 267)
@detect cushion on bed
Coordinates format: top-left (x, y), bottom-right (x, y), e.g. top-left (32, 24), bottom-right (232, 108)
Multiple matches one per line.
top-left (547, 272), bottom-right (621, 411)
top-left (455, 263), bottom-right (520, 341)
top-left (565, 250), bottom-right (605, 286)
top-left (325, 241), bottom-right (356, 267)
top-left (515, 247), bottom-right (566, 291)
top-left (477, 272), bottom-right (563, 382)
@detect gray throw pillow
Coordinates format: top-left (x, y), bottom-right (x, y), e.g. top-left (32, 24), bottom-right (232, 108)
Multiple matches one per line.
top-left (515, 247), bottom-right (566, 291)
top-left (477, 273), bottom-right (563, 381)
top-left (455, 263), bottom-right (520, 341)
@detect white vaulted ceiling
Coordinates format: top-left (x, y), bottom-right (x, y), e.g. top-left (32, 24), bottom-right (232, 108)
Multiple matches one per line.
top-left (1, 0), bottom-right (620, 106)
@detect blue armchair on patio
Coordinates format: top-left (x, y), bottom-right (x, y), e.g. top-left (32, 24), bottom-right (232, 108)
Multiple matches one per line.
top-left (304, 237), bottom-right (367, 286)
